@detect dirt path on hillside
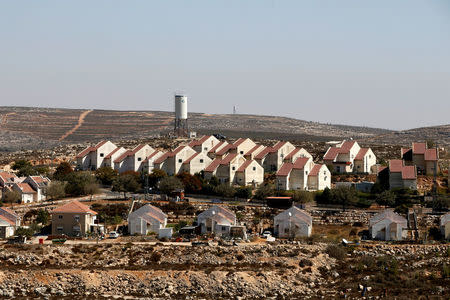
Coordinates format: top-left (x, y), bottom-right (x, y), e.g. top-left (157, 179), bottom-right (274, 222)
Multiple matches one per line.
top-left (0, 112), bottom-right (16, 127)
top-left (58, 110), bottom-right (93, 141)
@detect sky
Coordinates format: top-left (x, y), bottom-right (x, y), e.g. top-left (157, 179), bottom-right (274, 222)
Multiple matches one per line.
top-left (0, 1), bottom-right (449, 130)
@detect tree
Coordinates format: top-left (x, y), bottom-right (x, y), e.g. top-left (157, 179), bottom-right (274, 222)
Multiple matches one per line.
top-left (235, 186), bottom-right (252, 199)
top-left (208, 176), bottom-right (220, 187)
top-left (254, 183), bottom-right (275, 200)
top-left (95, 166), bottom-right (118, 185)
top-left (84, 182), bottom-right (100, 201)
top-left (177, 172), bottom-right (202, 193)
top-left (112, 174), bottom-right (141, 198)
top-left (15, 227), bottom-right (34, 238)
top-left (331, 186), bottom-right (358, 211)
top-left (426, 140), bottom-right (436, 149)
top-left (11, 160), bottom-right (32, 171)
top-left (36, 209), bottom-right (50, 225)
top-left (3, 190), bottom-right (21, 207)
top-left (158, 176), bottom-right (183, 195)
top-left (45, 181), bottom-right (66, 200)
top-left (53, 162), bottom-right (73, 181)
top-left (292, 190), bottom-right (314, 204)
top-left (64, 171), bottom-right (98, 196)
top-left (376, 190), bottom-right (396, 207)
top-left (213, 184), bottom-right (236, 198)
top-left (148, 169), bottom-right (167, 188)
top-left (316, 187), bottom-right (332, 204)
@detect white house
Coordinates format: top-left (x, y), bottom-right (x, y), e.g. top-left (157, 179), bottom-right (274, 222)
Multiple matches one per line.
top-left (440, 213), bottom-right (450, 240)
top-left (76, 141), bottom-right (118, 171)
top-left (113, 144), bottom-right (154, 173)
top-left (0, 207), bottom-right (20, 239)
top-left (154, 145), bottom-right (197, 176)
top-left (23, 175), bottom-right (50, 202)
top-left (262, 141), bottom-right (296, 172)
top-left (276, 157), bottom-right (314, 190)
top-left (215, 154), bottom-right (246, 185)
top-left (401, 142), bottom-right (439, 175)
top-left (369, 210), bottom-right (407, 241)
top-left (197, 205), bottom-right (237, 235)
top-left (274, 206), bottom-right (312, 238)
top-left (180, 152), bottom-right (212, 175)
top-left (10, 183), bottom-right (35, 203)
top-left (243, 145), bottom-right (267, 160)
top-left (283, 148), bottom-right (313, 163)
top-left (188, 135), bottom-right (220, 154)
top-left (141, 150), bottom-right (165, 174)
top-left (128, 204), bottom-right (169, 236)
top-left (387, 160), bottom-right (417, 190)
top-left (102, 147), bottom-right (128, 169)
top-left (323, 140), bottom-right (376, 174)
top-left (216, 138), bottom-right (257, 159)
top-left (0, 172), bottom-right (18, 188)
top-left (307, 164), bottom-right (331, 191)
top-left (207, 141), bottom-right (230, 159)
top-left (235, 159), bottom-right (264, 186)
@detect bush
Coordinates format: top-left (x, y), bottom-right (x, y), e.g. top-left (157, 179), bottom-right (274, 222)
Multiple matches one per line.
top-left (254, 183), bottom-right (275, 200)
top-left (158, 176), bottom-right (183, 195)
top-left (95, 166), bottom-right (118, 185)
top-left (299, 259), bottom-right (313, 267)
top-left (236, 252), bottom-right (245, 261)
top-left (235, 186), bottom-right (252, 199)
top-left (292, 190), bottom-right (314, 203)
top-left (213, 184), bottom-right (236, 198)
top-left (325, 245), bottom-right (346, 260)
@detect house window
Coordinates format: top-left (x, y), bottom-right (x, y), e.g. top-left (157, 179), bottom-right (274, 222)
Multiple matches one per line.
top-left (253, 167), bottom-right (256, 171)
top-left (200, 159), bottom-right (204, 163)
top-left (204, 147), bottom-right (208, 151)
top-left (306, 171), bottom-right (308, 175)
top-left (280, 153), bottom-right (284, 158)
top-left (369, 155), bottom-right (371, 158)
top-left (58, 215), bottom-right (63, 219)
top-left (178, 159), bottom-right (182, 163)
top-left (57, 226), bottom-right (63, 232)
top-left (100, 153), bottom-right (104, 157)
top-left (222, 226), bottom-right (227, 231)
top-left (138, 157), bottom-right (142, 161)
top-left (284, 228), bottom-right (289, 233)
top-left (240, 151), bottom-right (244, 154)
top-left (74, 215), bottom-right (80, 222)
top-left (232, 166), bottom-right (236, 170)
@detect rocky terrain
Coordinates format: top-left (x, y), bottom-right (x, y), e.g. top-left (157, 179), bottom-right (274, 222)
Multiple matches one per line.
top-left (0, 241), bottom-right (447, 299)
top-left (1, 106), bottom-right (448, 152)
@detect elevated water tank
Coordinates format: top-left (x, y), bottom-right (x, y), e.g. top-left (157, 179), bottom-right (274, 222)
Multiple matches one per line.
top-left (175, 95), bottom-right (188, 120)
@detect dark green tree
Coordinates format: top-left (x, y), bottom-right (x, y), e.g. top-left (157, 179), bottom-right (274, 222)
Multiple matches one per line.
top-left (95, 166), bottom-right (118, 185)
top-left (158, 176), bottom-right (183, 195)
top-left (112, 174), bottom-right (141, 198)
top-left (53, 162), bottom-right (73, 181)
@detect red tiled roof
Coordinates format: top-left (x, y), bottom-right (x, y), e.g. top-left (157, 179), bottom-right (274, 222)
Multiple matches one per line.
top-left (401, 148), bottom-right (411, 156)
top-left (276, 163), bottom-right (293, 177)
top-left (284, 148), bottom-right (300, 160)
top-left (208, 141), bottom-right (226, 153)
top-left (0, 215), bottom-right (15, 226)
top-left (76, 146), bottom-right (95, 158)
top-left (183, 152), bottom-right (200, 164)
top-left (402, 166), bottom-right (416, 180)
top-left (0, 172), bottom-right (16, 182)
top-left (30, 176), bottom-right (50, 184)
top-left (323, 147), bottom-right (340, 161)
top-left (105, 147), bottom-right (121, 159)
top-left (114, 150), bottom-right (132, 164)
top-left (171, 145), bottom-right (186, 155)
top-left (154, 152), bottom-right (170, 164)
top-left (424, 149), bottom-right (438, 161)
top-left (188, 135), bottom-right (211, 147)
top-left (204, 159), bottom-right (222, 172)
top-left (244, 144), bottom-right (262, 156)
top-left (220, 153), bottom-right (238, 165)
top-left (94, 140), bottom-right (108, 149)
top-left (354, 148), bottom-right (369, 161)
top-left (233, 138), bottom-right (245, 147)
top-left (216, 144), bottom-right (233, 156)
top-left (271, 141), bottom-right (287, 152)
top-left (309, 164), bottom-right (322, 176)
top-left (236, 160), bottom-right (252, 172)
top-left (412, 142), bottom-right (426, 154)
top-left (389, 160), bottom-right (404, 172)
top-left (339, 141), bottom-right (356, 154)
top-left (17, 183), bottom-right (36, 194)
top-left (144, 150), bottom-right (162, 162)
top-left (0, 207), bottom-right (18, 218)
top-left (51, 200), bottom-right (97, 215)
top-left (255, 147), bottom-right (272, 159)
top-left (292, 157), bottom-right (310, 169)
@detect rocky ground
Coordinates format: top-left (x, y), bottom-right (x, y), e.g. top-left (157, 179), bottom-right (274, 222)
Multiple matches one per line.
top-left (0, 241), bottom-right (447, 299)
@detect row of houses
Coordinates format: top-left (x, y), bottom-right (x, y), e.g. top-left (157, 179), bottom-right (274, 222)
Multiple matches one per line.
top-left (76, 137), bottom-right (334, 190)
top-left (0, 172), bottom-right (50, 203)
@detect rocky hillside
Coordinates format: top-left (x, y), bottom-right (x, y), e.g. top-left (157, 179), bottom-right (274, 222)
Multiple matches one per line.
top-left (0, 106), bottom-right (448, 151)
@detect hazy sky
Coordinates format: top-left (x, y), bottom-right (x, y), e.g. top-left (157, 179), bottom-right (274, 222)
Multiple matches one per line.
top-left (1, 1), bottom-right (449, 130)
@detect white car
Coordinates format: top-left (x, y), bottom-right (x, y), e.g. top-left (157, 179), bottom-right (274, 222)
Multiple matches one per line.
top-left (262, 231), bottom-right (272, 238)
top-left (108, 231), bottom-right (119, 239)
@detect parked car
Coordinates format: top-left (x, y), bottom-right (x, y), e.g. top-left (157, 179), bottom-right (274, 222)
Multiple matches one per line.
top-left (108, 231), bottom-right (119, 239)
top-left (262, 231), bottom-right (272, 238)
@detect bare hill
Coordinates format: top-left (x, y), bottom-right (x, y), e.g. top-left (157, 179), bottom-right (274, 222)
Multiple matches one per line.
top-left (0, 106), bottom-right (448, 151)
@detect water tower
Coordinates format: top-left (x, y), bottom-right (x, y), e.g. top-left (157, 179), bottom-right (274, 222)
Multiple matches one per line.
top-left (174, 94), bottom-right (188, 136)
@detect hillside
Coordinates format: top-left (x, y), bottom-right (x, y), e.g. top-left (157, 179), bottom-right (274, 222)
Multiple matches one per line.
top-left (0, 106), bottom-right (448, 151)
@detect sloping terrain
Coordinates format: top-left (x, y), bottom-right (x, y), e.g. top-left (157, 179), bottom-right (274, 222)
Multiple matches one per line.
top-left (0, 106), bottom-right (448, 151)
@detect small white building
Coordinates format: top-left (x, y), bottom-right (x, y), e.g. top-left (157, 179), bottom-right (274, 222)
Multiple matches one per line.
top-left (154, 145), bottom-right (197, 176)
top-left (102, 147), bottom-right (128, 169)
top-left (323, 140), bottom-right (376, 174)
top-left (283, 148), bottom-right (313, 163)
top-left (188, 135), bottom-right (220, 154)
top-left (11, 183), bottom-right (36, 203)
top-left (76, 141), bottom-right (118, 171)
top-left (23, 175), bottom-right (50, 202)
top-left (180, 152), bottom-right (212, 175)
top-left (369, 210), bottom-right (407, 241)
top-left (276, 157), bottom-right (314, 191)
top-left (197, 205), bottom-right (237, 236)
top-left (113, 144), bottom-right (155, 173)
top-left (128, 204), bottom-right (169, 236)
top-left (307, 164), bottom-right (331, 191)
top-left (440, 213), bottom-right (450, 240)
top-left (215, 154), bottom-right (246, 185)
top-left (274, 206), bottom-right (312, 238)
top-left (263, 141), bottom-right (296, 172)
top-left (235, 159), bottom-right (264, 186)
top-left (141, 150), bottom-right (165, 174)
top-left (387, 160), bottom-right (417, 190)
top-left (0, 207), bottom-right (20, 239)
top-left (0, 172), bottom-right (18, 188)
